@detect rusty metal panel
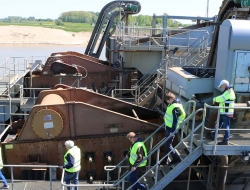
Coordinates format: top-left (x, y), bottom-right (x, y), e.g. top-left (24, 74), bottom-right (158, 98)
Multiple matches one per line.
top-left (41, 55), bottom-right (117, 77)
top-left (28, 70), bottom-right (119, 91)
top-left (17, 101), bottom-right (159, 141)
top-left (50, 51), bottom-right (109, 66)
top-left (35, 88), bottom-right (159, 120)
top-left (3, 132), bottom-right (165, 180)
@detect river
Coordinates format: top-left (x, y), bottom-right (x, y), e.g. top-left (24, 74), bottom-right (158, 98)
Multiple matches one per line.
top-left (0, 44), bottom-right (106, 63)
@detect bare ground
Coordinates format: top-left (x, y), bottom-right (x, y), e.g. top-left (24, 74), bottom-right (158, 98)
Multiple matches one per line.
top-left (0, 26), bottom-right (92, 46)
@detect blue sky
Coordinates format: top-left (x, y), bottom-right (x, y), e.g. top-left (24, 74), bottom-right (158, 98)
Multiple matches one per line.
top-left (0, 0), bottom-right (222, 22)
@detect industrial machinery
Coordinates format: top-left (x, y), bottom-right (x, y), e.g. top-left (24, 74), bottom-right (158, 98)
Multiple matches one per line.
top-left (1, 0), bottom-right (250, 189)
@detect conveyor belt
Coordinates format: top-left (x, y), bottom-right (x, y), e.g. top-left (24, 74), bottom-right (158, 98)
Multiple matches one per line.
top-left (85, 0), bottom-right (141, 58)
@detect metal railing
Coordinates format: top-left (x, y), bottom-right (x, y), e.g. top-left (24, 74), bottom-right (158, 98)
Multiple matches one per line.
top-left (0, 57), bottom-right (27, 97)
top-left (60, 169), bottom-right (113, 190)
top-left (104, 108), bottom-right (205, 189)
top-left (170, 31), bottom-right (213, 67)
top-left (2, 164), bottom-right (59, 190)
top-left (103, 100), bottom-right (198, 188)
top-left (116, 21), bottom-right (212, 51)
top-left (111, 60), bottom-right (165, 104)
top-left (203, 103), bottom-right (250, 155)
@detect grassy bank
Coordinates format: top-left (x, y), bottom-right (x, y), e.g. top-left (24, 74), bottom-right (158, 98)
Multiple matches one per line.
top-left (0, 21), bottom-right (94, 32)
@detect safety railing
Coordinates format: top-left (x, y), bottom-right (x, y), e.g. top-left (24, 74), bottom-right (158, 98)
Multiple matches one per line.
top-left (26, 56), bottom-right (47, 66)
top-left (203, 103), bottom-right (250, 155)
top-left (116, 21), bottom-right (212, 51)
top-left (112, 59), bottom-right (164, 105)
top-left (105, 108), bottom-right (205, 189)
top-left (2, 164), bottom-right (59, 190)
top-left (0, 57), bottom-right (28, 97)
top-left (170, 31), bottom-right (213, 67)
top-left (60, 169), bottom-right (113, 190)
top-left (104, 100), bottom-right (199, 188)
top-left (0, 86), bottom-right (50, 125)
top-left (132, 60), bottom-right (165, 89)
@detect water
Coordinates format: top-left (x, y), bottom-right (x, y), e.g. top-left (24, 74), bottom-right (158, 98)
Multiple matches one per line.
top-left (0, 44), bottom-right (106, 63)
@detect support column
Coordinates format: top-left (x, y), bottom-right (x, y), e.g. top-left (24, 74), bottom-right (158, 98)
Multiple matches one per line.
top-left (216, 155), bottom-right (228, 190)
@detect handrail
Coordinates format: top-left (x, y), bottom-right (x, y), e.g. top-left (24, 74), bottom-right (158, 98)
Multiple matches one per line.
top-left (105, 101), bottom-right (199, 188)
top-left (133, 109), bottom-right (205, 189)
top-left (111, 108), bottom-right (205, 189)
top-left (116, 23), bottom-right (212, 50)
top-left (60, 169), bottom-right (113, 189)
top-left (173, 31), bottom-right (213, 67)
top-left (133, 60), bottom-right (164, 88)
top-left (2, 164), bottom-right (59, 190)
top-left (176, 31), bottom-right (209, 59)
top-left (133, 61), bottom-right (166, 104)
top-left (203, 103), bottom-right (250, 155)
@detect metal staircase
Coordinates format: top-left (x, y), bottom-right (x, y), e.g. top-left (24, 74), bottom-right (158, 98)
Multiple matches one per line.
top-left (171, 31), bottom-right (213, 67)
top-left (133, 60), bottom-right (166, 106)
top-left (137, 80), bottom-right (158, 106)
top-left (104, 101), bottom-right (208, 190)
top-left (139, 108), bottom-right (205, 190)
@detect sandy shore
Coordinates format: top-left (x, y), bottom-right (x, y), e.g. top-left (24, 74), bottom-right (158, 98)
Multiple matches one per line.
top-left (0, 26), bottom-right (92, 46)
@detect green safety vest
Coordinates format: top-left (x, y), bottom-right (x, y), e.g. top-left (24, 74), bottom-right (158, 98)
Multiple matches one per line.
top-left (64, 146), bottom-right (81, 173)
top-left (213, 88), bottom-right (236, 116)
top-left (164, 103), bottom-right (186, 129)
top-left (129, 141), bottom-right (147, 167)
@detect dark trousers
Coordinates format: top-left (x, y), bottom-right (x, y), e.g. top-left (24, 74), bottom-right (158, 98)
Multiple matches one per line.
top-left (211, 115), bottom-right (230, 141)
top-left (64, 170), bottom-right (80, 190)
top-left (128, 167), bottom-right (145, 190)
top-left (163, 130), bottom-right (179, 163)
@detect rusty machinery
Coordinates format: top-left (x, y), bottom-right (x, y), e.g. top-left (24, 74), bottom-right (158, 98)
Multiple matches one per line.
top-left (24, 51), bottom-right (124, 96)
top-left (2, 86), bottom-right (164, 180)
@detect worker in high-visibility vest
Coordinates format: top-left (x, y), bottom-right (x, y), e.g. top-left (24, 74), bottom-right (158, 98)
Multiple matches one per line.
top-left (60, 140), bottom-right (81, 190)
top-left (160, 92), bottom-right (186, 166)
top-left (126, 132), bottom-right (147, 190)
top-left (211, 80), bottom-right (236, 145)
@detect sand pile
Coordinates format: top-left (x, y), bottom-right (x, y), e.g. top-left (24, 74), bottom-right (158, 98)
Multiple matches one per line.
top-left (0, 26), bottom-right (92, 46)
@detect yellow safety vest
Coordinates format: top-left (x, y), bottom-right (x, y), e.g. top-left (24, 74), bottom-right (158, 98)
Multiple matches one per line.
top-left (129, 141), bottom-right (147, 167)
top-left (213, 88), bottom-right (236, 116)
top-left (164, 103), bottom-right (186, 129)
top-left (64, 146), bottom-right (81, 173)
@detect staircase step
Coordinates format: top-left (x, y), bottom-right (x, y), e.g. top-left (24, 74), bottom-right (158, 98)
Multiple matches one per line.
top-left (159, 165), bottom-right (172, 177)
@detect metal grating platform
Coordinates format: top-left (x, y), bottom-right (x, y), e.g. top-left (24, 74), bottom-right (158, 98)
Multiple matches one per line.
top-left (192, 133), bottom-right (250, 156)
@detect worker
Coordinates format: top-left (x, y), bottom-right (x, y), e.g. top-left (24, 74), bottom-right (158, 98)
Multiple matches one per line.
top-left (60, 140), bottom-right (81, 190)
top-left (160, 92), bottom-right (186, 165)
top-left (210, 80), bottom-right (236, 145)
top-left (126, 132), bottom-right (147, 190)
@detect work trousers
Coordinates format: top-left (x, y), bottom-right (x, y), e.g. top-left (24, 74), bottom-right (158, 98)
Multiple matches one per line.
top-left (128, 167), bottom-right (145, 190)
top-left (64, 170), bottom-right (80, 190)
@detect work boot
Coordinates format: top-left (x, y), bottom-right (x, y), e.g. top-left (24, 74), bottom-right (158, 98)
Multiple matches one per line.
top-left (217, 140), bottom-right (228, 145)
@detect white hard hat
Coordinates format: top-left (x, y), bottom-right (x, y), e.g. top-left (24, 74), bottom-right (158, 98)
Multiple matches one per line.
top-left (218, 80), bottom-right (229, 88)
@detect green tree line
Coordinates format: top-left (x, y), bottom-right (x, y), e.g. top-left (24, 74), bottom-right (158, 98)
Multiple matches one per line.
top-left (59, 11), bottom-right (99, 23)
top-left (58, 11), bottom-right (187, 27)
